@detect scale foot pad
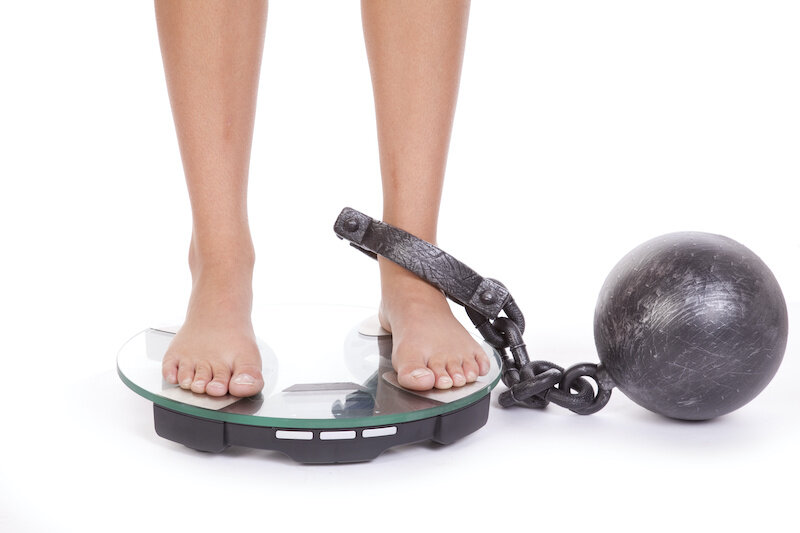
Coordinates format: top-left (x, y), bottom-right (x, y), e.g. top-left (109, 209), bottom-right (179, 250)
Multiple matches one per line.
top-left (153, 394), bottom-right (490, 464)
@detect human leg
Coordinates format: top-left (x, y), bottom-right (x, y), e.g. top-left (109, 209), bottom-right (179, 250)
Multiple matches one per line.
top-left (155, 0), bottom-right (268, 397)
top-left (361, 0), bottom-right (490, 390)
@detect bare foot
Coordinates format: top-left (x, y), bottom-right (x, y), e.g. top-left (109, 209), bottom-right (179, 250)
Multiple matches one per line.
top-left (378, 257), bottom-right (491, 391)
top-left (161, 242), bottom-right (264, 397)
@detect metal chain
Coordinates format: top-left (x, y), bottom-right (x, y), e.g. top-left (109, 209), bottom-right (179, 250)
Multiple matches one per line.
top-left (466, 282), bottom-right (614, 415)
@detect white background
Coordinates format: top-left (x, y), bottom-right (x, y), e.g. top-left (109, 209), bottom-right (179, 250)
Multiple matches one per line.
top-left (1, 1), bottom-right (798, 532)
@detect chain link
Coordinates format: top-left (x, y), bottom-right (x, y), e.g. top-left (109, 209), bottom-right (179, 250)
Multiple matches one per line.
top-left (468, 290), bottom-right (614, 415)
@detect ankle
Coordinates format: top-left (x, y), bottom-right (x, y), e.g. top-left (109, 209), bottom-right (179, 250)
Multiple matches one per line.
top-left (188, 232), bottom-right (255, 276)
top-left (379, 258), bottom-right (448, 312)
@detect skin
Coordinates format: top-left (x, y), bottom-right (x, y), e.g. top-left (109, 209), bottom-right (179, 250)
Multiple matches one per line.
top-left (157, 0), bottom-right (488, 397)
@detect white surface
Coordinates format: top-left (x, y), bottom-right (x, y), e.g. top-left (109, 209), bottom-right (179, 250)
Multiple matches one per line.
top-left (1, 1), bottom-right (798, 532)
top-left (319, 431), bottom-right (357, 441)
top-left (363, 426), bottom-right (398, 438)
top-left (275, 431), bottom-right (313, 441)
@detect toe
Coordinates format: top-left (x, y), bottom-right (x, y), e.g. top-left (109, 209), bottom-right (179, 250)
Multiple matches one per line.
top-left (476, 349), bottom-right (491, 376)
top-left (162, 353), bottom-right (179, 384)
top-left (397, 365), bottom-right (435, 391)
top-left (395, 348), bottom-right (436, 391)
top-left (190, 362), bottom-right (212, 393)
top-left (177, 360), bottom-right (195, 390)
top-left (462, 357), bottom-right (480, 383)
top-left (205, 361), bottom-right (231, 397)
top-left (446, 360), bottom-right (467, 387)
top-left (428, 359), bottom-right (453, 389)
top-left (229, 360), bottom-right (263, 398)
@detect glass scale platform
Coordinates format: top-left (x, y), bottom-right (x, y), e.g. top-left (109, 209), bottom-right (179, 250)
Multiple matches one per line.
top-left (118, 304), bottom-right (501, 463)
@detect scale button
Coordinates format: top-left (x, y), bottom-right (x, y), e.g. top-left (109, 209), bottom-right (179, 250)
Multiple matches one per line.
top-left (362, 426), bottom-right (397, 438)
top-left (275, 430), bottom-right (313, 440)
top-left (320, 431), bottom-right (357, 440)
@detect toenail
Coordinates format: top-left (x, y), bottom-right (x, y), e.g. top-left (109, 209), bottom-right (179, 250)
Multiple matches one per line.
top-left (454, 374), bottom-right (465, 383)
top-left (467, 371), bottom-right (477, 381)
top-left (439, 376), bottom-right (452, 385)
top-left (233, 373), bottom-right (256, 385)
top-left (411, 369), bottom-right (431, 380)
top-left (207, 381), bottom-right (224, 391)
top-left (180, 379), bottom-right (192, 388)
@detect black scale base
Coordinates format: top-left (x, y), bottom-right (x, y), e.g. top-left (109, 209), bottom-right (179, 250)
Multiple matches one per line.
top-left (154, 394), bottom-right (490, 464)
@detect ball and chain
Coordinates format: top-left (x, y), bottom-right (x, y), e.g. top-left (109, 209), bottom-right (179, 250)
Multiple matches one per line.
top-left (334, 207), bottom-right (788, 421)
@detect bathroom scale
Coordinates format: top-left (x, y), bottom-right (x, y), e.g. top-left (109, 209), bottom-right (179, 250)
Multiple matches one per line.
top-left (117, 304), bottom-right (502, 464)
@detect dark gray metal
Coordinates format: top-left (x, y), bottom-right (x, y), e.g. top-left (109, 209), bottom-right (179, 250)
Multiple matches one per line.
top-left (594, 232), bottom-right (789, 420)
top-left (489, 316), bottom-right (613, 414)
top-left (334, 207), bottom-right (509, 319)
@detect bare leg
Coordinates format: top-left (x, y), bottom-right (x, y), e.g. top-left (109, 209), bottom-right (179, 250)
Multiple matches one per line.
top-left (156, 0), bottom-right (267, 397)
top-left (362, 0), bottom-right (490, 390)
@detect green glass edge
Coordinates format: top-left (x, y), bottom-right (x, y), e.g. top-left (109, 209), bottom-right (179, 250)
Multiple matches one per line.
top-left (117, 356), bottom-right (502, 429)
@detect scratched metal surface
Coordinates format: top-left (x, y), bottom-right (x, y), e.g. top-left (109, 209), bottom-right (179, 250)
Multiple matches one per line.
top-left (334, 207), bottom-right (509, 319)
top-left (594, 232), bottom-right (789, 420)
